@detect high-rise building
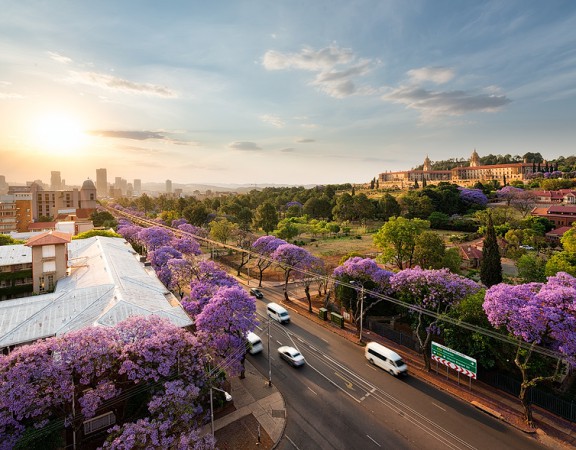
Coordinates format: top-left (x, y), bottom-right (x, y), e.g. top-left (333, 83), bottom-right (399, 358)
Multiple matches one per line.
top-left (133, 179), bottom-right (141, 196)
top-left (166, 179), bottom-right (172, 194)
top-left (96, 168), bottom-right (108, 198)
top-left (0, 175), bottom-right (8, 195)
top-left (50, 171), bottom-right (62, 190)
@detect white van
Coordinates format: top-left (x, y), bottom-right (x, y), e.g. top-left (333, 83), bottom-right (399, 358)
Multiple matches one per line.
top-left (266, 302), bottom-right (290, 324)
top-left (365, 342), bottom-right (408, 377)
top-left (247, 332), bottom-right (263, 355)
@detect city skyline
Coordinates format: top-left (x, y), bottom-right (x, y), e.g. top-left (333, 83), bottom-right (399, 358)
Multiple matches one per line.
top-left (1, 1), bottom-right (576, 186)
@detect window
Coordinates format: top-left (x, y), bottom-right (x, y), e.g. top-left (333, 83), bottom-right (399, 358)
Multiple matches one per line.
top-left (43, 261), bottom-right (56, 273)
top-left (83, 411), bottom-right (116, 435)
top-left (42, 245), bottom-right (56, 258)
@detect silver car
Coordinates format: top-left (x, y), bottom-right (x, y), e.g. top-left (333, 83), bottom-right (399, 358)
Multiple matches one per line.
top-left (278, 346), bottom-right (305, 367)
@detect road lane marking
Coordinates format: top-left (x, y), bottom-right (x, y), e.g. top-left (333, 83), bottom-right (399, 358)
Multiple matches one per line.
top-left (307, 387), bottom-right (318, 395)
top-left (360, 387), bottom-right (376, 401)
top-left (320, 337), bottom-right (329, 343)
top-left (334, 371), bottom-right (355, 390)
top-left (432, 402), bottom-right (446, 412)
top-left (366, 434), bottom-right (381, 447)
top-left (286, 435), bottom-right (301, 450)
top-left (276, 340), bottom-right (282, 345)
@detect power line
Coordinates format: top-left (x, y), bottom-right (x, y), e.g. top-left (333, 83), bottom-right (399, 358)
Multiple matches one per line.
top-left (108, 205), bottom-right (566, 362)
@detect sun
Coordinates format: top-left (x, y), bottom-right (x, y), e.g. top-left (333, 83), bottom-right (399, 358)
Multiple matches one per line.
top-left (30, 113), bottom-right (87, 154)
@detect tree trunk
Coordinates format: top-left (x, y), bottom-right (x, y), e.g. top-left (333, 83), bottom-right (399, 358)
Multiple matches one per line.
top-left (304, 286), bottom-right (312, 312)
top-left (518, 381), bottom-right (534, 427)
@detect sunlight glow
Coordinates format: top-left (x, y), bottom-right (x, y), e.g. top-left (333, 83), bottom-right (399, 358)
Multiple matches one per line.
top-left (31, 114), bottom-right (87, 154)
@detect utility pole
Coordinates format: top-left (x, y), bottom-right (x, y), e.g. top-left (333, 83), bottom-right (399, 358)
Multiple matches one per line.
top-left (267, 316), bottom-right (272, 386)
top-left (351, 281), bottom-right (365, 343)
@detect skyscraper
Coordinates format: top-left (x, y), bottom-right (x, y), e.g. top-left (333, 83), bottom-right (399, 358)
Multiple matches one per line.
top-left (96, 168), bottom-right (108, 198)
top-left (50, 171), bottom-right (62, 190)
top-left (133, 179), bottom-right (141, 196)
top-left (166, 179), bottom-right (172, 194)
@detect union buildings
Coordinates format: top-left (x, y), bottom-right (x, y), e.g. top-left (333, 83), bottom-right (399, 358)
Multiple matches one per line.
top-left (378, 150), bottom-right (536, 189)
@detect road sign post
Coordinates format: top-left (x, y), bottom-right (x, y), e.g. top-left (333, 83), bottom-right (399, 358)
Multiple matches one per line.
top-left (431, 342), bottom-right (477, 388)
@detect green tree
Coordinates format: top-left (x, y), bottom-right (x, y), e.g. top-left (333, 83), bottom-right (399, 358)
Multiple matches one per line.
top-left (517, 253), bottom-right (547, 282)
top-left (413, 231), bottom-right (446, 269)
top-left (72, 229), bottom-right (122, 240)
top-left (442, 248), bottom-right (462, 274)
top-left (399, 192), bottom-right (434, 219)
top-left (373, 217), bottom-right (430, 269)
top-left (183, 204), bottom-right (209, 226)
top-left (545, 251), bottom-right (576, 277)
top-left (90, 210), bottom-right (117, 228)
top-left (560, 226), bottom-right (576, 252)
top-left (376, 193), bottom-right (401, 221)
top-left (332, 193), bottom-right (355, 222)
top-left (0, 235), bottom-right (24, 245)
top-left (302, 196), bottom-right (333, 220)
top-left (254, 202), bottom-right (278, 234)
top-left (235, 207), bottom-right (253, 231)
top-left (480, 213), bottom-right (502, 287)
top-left (274, 219), bottom-right (300, 241)
top-left (209, 219), bottom-right (238, 244)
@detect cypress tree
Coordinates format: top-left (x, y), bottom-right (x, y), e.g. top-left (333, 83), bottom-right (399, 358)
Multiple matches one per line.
top-left (480, 212), bottom-right (502, 287)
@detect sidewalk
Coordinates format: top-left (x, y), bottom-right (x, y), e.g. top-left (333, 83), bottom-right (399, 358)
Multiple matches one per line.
top-left (204, 360), bottom-right (286, 449)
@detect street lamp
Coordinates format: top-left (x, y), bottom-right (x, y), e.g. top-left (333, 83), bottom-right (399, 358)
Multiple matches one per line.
top-left (350, 281), bottom-right (365, 343)
top-left (210, 386), bottom-right (232, 437)
top-left (267, 315), bottom-right (272, 387)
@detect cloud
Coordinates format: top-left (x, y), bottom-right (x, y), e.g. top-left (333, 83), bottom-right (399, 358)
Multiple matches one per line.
top-left (263, 45), bottom-right (354, 71)
top-left (228, 141), bottom-right (262, 151)
top-left (47, 51), bottom-right (72, 64)
top-left (383, 86), bottom-right (511, 119)
top-left (262, 45), bottom-right (374, 99)
top-left (280, 148), bottom-right (295, 152)
top-left (296, 138), bottom-right (315, 143)
top-left (0, 92), bottom-right (23, 99)
top-left (68, 71), bottom-right (176, 97)
top-left (407, 67), bottom-right (454, 85)
top-left (259, 114), bottom-right (285, 128)
top-left (88, 129), bottom-right (197, 145)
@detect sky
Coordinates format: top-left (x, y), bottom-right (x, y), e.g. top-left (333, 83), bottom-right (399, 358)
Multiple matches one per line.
top-left (1, 1), bottom-right (576, 187)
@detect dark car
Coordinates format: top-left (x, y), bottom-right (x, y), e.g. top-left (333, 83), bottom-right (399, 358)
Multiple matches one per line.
top-left (249, 288), bottom-right (263, 299)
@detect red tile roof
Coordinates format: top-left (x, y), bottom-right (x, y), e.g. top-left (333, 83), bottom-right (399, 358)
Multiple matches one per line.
top-left (25, 230), bottom-right (72, 247)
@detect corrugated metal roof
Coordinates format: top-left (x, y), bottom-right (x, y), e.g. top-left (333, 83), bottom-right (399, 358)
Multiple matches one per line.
top-left (0, 244), bottom-right (32, 267)
top-left (0, 236), bottom-right (192, 349)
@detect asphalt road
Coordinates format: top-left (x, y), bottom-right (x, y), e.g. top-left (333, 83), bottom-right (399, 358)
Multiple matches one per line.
top-left (246, 286), bottom-right (546, 450)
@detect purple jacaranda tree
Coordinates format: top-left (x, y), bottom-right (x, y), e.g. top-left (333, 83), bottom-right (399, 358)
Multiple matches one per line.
top-left (458, 187), bottom-right (488, 208)
top-left (168, 258), bottom-right (196, 299)
top-left (172, 236), bottom-right (201, 257)
top-left (0, 316), bottom-right (209, 449)
top-left (117, 223), bottom-right (144, 244)
top-left (251, 236), bottom-right (286, 287)
top-left (272, 243), bottom-right (316, 302)
top-left (195, 286), bottom-right (257, 378)
top-left (496, 185), bottom-right (524, 206)
top-left (148, 246), bottom-right (182, 272)
top-left (138, 226), bottom-right (174, 252)
top-left (295, 256), bottom-right (326, 313)
top-left (333, 257), bottom-right (393, 335)
top-left (391, 267), bottom-right (480, 370)
top-left (182, 260), bottom-right (238, 316)
top-left (171, 218), bottom-right (188, 228)
top-left (484, 272), bottom-right (576, 426)
top-left (178, 223), bottom-right (209, 239)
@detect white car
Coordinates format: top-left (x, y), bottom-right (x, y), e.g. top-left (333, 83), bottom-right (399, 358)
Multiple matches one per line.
top-left (278, 346), bottom-right (305, 367)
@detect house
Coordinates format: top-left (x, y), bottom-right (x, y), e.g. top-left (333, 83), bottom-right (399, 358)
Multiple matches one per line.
top-left (458, 244), bottom-right (483, 269)
top-left (0, 234), bottom-right (192, 352)
top-left (545, 226), bottom-right (573, 245)
top-left (531, 205), bottom-right (576, 228)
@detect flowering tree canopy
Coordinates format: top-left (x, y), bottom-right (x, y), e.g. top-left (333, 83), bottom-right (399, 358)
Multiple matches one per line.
top-left (0, 316), bottom-right (208, 449)
top-left (149, 246), bottom-right (183, 271)
top-left (251, 236), bottom-right (286, 287)
top-left (332, 257), bottom-right (394, 334)
top-left (139, 226), bottom-right (174, 252)
top-left (458, 187), bottom-right (488, 208)
top-left (391, 267), bottom-right (480, 370)
top-left (195, 286), bottom-right (257, 377)
top-left (272, 243), bottom-right (316, 301)
top-left (484, 272), bottom-right (576, 426)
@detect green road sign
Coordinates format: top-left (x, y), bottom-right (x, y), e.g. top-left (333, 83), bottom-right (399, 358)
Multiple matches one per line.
top-left (431, 341), bottom-right (477, 379)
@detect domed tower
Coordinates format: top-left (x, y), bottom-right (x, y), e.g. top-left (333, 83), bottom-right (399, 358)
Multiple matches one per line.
top-left (470, 149), bottom-right (480, 167)
top-left (423, 155), bottom-right (432, 171)
top-left (80, 179), bottom-right (97, 209)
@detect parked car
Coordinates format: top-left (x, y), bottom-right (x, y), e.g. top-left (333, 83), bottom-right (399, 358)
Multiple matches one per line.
top-left (249, 288), bottom-right (263, 299)
top-left (278, 346), bottom-right (305, 367)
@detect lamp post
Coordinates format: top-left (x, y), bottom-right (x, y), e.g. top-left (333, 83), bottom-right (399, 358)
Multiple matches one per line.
top-left (210, 386), bottom-right (232, 437)
top-left (350, 281), bottom-right (365, 343)
top-left (267, 315), bottom-right (272, 386)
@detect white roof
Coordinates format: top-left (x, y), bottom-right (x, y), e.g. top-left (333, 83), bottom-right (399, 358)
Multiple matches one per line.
top-left (0, 244), bottom-right (32, 267)
top-left (0, 236), bottom-right (192, 349)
